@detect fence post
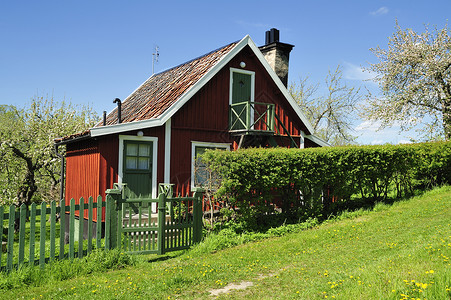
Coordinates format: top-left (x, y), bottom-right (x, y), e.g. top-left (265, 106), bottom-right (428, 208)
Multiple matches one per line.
top-left (192, 188), bottom-right (205, 244)
top-left (105, 188), bottom-right (121, 250)
top-left (7, 205), bottom-right (15, 271)
top-left (157, 192), bottom-right (166, 255)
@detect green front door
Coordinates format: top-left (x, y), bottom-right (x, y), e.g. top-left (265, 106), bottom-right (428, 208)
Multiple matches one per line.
top-left (123, 140), bottom-right (153, 198)
top-left (231, 72), bottom-right (252, 130)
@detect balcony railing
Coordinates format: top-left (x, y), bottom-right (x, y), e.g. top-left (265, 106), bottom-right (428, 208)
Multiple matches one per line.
top-left (229, 101), bottom-right (275, 133)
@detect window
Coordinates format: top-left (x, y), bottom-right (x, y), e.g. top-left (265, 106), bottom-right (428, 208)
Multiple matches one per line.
top-left (125, 142), bottom-right (151, 171)
top-left (191, 142), bottom-right (230, 188)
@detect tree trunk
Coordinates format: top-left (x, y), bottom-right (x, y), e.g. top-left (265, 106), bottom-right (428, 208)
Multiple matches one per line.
top-left (14, 166), bottom-right (37, 232)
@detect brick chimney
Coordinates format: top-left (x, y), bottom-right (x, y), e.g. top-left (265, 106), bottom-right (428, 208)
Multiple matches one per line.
top-left (259, 28), bottom-right (294, 87)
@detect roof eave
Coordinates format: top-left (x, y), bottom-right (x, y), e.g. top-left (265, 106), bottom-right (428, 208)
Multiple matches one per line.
top-left (305, 134), bottom-right (330, 147)
top-left (90, 118), bottom-right (163, 137)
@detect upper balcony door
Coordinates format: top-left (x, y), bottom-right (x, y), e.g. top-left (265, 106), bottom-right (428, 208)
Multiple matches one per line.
top-left (229, 68), bottom-right (255, 131)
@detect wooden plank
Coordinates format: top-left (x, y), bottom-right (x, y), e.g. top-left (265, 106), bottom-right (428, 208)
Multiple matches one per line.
top-left (78, 197), bottom-right (84, 258)
top-left (29, 203), bottom-right (36, 265)
top-left (116, 200), bottom-right (122, 251)
top-left (69, 198), bottom-right (75, 259)
top-left (151, 220), bottom-right (156, 250)
top-left (50, 201), bottom-right (56, 261)
top-left (39, 202), bottom-right (46, 269)
top-left (88, 197), bottom-right (93, 253)
top-left (59, 199), bottom-right (66, 260)
top-left (138, 204), bottom-right (142, 251)
top-left (96, 196), bottom-right (102, 249)
top-left (7, 205), bottom-right (15, 271)
top-left (110, 194), bottom-right (118, 250)
top-left (18, 204), bottom-right (26, 266)
top-left (157, 193), bottom-right (166, 255)
top-left (105, 195), bottom-right (111, 250)
top-left (127, 206), bottom-right (132, 251)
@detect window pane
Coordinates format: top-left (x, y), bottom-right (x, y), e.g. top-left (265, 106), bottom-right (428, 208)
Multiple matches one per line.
top-left (127, 144), bottom-right (138, 156)
top-left (138, 157), bottom-right (150, 170)
top-left (126, 157), bottom-right (137, 169)
top-left (139, 144), bottom-right (150, 157)
top-left (195, 166), bottom-right (207, 187)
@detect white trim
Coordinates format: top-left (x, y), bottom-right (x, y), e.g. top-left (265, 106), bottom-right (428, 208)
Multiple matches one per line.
top-left (190, 141), bottom-right (231, 188)
top-left (164, 118), bottom-right (171, 183)
top-left (229, 67), bottom-right (255, 127)
top-left (89, 35), bottom-right (315, 137)
top-left (118, 135), bottom-right (159, 199)
top-left (305, 134), bottom-right (330, 147)
top-left (91, 119), bottom-right (162, 137)
top-left (299, 131), bottom-right (305, 149)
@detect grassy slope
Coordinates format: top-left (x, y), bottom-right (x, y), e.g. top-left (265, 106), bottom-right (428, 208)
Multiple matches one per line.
top-left (4, 186), bottom-right (451, 299)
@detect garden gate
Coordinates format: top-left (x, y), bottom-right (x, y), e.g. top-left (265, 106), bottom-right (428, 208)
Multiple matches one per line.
top-left (105, 184), bottom-right (204, 255)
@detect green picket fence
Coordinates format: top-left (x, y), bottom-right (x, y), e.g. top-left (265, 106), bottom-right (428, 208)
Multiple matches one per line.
top-left (0, 197), bottom-right (106, 272)
top-left (1, 187), bottom-right (204, 272)
top-left (104, 187), bottom-right (204, 255)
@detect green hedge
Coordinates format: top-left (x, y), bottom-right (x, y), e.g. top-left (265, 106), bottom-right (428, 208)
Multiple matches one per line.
top-left (202, 142), bottom-right (451, 229)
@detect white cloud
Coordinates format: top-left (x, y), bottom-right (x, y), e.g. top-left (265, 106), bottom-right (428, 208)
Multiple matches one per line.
top-left (370, 7), bottom-right (389, 16)
top-left (398, 140), bottom-right (413, 144)
top-left (354, 120), bottom-right (417, 145)
top-left (355, 120), bottom-right (382, 132)
top-left (342, 62), bottom-right (376, 81)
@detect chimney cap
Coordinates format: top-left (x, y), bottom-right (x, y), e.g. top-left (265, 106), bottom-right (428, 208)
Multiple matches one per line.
top-left (265, 28), bottom-right (280, 44)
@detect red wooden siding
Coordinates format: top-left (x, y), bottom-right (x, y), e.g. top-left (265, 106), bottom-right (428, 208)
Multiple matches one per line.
top-left (98, 136), bottom-right (119, 199)
top-left (170, 45), bottom-right (311, 196)
top-left (65, 140), bottom-right (103, 221)
top-left (65, 137), bottom-right (120, 222)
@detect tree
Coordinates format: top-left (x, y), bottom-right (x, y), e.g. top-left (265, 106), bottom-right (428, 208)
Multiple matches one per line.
top-left (0, 96), bottom-right (97, 207)
top-left (289, 66), bottom-right (362, 146)
top-left (362, 21), bottom-right (451, 141)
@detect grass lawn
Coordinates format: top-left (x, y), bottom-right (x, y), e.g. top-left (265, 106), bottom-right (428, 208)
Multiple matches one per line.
top-left (2, 186), bottom-right (450, 299)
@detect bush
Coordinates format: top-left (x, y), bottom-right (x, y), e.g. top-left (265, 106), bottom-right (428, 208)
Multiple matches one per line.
top-left (202, 142), bottom-right (451, 231)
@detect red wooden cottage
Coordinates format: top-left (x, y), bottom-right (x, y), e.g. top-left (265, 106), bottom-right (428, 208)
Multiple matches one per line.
top-left (55, 29), bottom-right (327, 226)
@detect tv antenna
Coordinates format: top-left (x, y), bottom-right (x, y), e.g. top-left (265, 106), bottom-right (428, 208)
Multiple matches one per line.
top-left (152, 45), bottom-right (159, 75)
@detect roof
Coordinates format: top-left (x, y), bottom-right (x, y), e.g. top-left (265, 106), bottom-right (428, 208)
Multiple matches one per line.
top-left (100, 41), bottom-right (238, 126)
top-left (56, 35), bottom-right (320, 142)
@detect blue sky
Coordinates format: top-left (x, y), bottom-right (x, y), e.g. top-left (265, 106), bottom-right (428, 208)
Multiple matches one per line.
top-left (1, 0), bottom-right (450, 144)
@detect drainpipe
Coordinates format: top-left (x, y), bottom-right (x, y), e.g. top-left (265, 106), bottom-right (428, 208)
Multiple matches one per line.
top-left (113, 98), bottom-right (122, 124)
top-left (54, 143), bottom-right (65, 201)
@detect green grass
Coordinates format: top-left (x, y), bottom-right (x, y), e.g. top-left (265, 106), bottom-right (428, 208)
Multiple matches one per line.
top-left (2, 186), bottom-right (451, 299)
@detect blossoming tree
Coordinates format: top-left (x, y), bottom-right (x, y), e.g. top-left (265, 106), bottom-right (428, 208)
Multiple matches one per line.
top-left (363, 22), bottom-right (451, 141)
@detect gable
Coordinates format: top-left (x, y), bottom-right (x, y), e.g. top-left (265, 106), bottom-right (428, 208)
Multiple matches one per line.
top-left (86, 35), bottom-right (315, 138)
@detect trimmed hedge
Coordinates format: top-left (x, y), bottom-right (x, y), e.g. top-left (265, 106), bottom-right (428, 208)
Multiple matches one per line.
top-left (202, 142), bottom-right (451, 229)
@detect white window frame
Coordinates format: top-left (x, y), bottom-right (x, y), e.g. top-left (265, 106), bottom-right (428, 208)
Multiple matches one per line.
top-left (191, 141), bottom-right (231, 188)
top-left (118, 135), bottom-right (158, 200)
top-left (229, 67), bottom-right (255, 127)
